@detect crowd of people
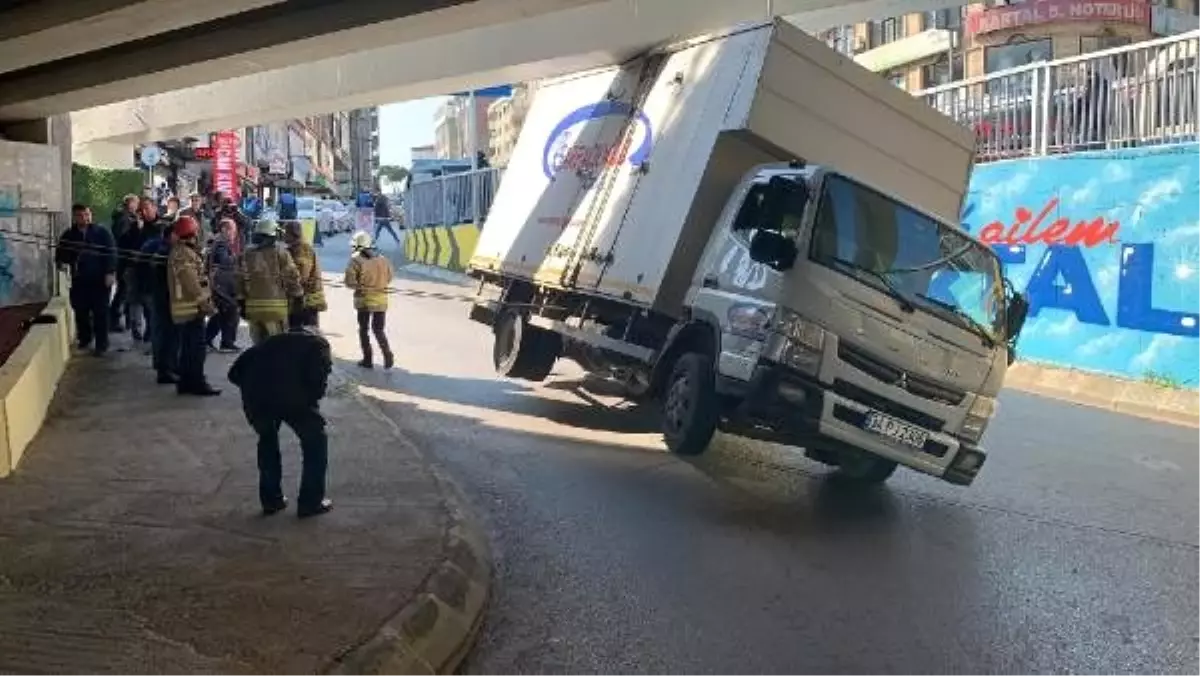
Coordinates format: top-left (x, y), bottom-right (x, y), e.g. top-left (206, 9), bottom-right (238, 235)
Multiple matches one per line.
top-left (54, 192), bottom-right (399, 518)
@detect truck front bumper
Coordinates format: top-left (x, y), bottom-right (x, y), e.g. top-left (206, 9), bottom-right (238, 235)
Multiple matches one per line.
top-left (717, 365), bottom-right (987, 486)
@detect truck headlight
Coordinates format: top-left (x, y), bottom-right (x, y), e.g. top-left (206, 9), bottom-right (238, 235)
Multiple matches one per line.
top-left (961, 394), bottom-right (997, 444)
top-left (772, 309), bottom-right (826, 375)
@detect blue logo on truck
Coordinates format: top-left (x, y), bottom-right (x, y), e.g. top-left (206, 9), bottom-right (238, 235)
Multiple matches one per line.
top-left (542, 101), bottom-right (653, 180)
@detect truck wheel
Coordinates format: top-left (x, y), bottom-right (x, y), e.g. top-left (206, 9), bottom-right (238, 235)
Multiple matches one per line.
top-left (661, 352), bottom-right (718, 457)
top-left (493, 310), bottom-right (560, 382)
top-left (835, 453), bottom-right (898, 483)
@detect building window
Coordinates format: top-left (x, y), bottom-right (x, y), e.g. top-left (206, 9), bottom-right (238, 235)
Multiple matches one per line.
top-left (868, 17), bottom-right (903, 48)
top-left (927, 8), bottom-right (963, 30)
top-left (985, 37), bottom-right (1052, 93)
top-left (822, 25), bottom-right (853, 55)
top-left (922, 52), bottom-right (965, 88)
top-left (889, 72), bottom-right (907, 89)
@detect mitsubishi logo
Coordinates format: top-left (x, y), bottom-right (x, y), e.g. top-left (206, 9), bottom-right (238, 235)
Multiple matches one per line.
top-left (896, 371), bottom-right (909, 390)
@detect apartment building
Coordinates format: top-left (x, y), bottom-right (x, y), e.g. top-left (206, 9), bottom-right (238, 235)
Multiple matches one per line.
top-left (819, 0), bottom-right (1198, 92)
top-left (487, 83), bottom-right (534, 168)
top-left (434, 94), bottom-right (503, 160)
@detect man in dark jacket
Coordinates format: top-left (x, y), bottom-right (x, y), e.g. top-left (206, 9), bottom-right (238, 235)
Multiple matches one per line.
top-left (205, 218), bottom-right (241, 351)
top-left (109, 194), bottom-right (140, 329)
top-left (139, 221), bottom-right (179, 383)
top-left (117, 197), bottom-right (157, 341)
top-left (57, 204), bottom-right (117, 355)
top-left (227, 327), bottom-right (333, 518)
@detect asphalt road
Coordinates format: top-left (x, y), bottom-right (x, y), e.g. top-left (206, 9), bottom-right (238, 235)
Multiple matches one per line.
top-left (318, 234), bottom-right (1198, 674)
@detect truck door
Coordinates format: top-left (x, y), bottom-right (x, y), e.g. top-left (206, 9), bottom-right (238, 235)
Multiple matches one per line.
top-left (543, 54), bottom-right (668, 290)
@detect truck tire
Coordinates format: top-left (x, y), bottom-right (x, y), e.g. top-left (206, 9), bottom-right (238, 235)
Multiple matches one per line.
top-left (661, 352), bottom-right (719, 457)
top-left (493, 310), bottom-right (560, 382)
top-left (835, 454), bottom-right (898, 483)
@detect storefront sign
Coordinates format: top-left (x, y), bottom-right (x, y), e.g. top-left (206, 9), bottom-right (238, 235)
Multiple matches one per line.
top-left (212, 130), bottom-right (239, 199)
top-left (967, 0), bottom-right (1150, 35)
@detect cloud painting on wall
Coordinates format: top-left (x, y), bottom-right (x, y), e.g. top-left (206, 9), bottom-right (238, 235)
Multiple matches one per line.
top-left (964, 144), bottom-right (1199, 387)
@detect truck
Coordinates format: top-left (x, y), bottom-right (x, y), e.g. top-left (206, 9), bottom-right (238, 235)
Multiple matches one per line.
top-left (466, 18), bottom-right (1029, 486)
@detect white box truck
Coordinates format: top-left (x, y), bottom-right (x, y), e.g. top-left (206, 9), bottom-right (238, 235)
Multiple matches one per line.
top-left (467, 19), bottom-right (1029, 486)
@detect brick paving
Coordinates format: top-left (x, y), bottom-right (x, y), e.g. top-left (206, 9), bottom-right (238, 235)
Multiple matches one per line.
top-left (0, 338), bottom-right (448, 674)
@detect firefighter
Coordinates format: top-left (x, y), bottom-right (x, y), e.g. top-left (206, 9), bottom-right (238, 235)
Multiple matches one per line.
top-left (282, 220), bottom-right (326, 329)
top-left (168, 216), bottom-right (221, 396)
top-left (238, 218), bottom-right (303, 345)
top-left (344, 231), bottom-right (394, 369)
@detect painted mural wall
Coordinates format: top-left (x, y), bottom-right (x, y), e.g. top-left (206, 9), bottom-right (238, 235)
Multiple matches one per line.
top-left (964, 144), bottom-right (1199, 387)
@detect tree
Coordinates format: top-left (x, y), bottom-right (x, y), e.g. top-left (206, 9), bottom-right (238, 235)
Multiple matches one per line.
top-left (377, 165), bottom-right (410, 185)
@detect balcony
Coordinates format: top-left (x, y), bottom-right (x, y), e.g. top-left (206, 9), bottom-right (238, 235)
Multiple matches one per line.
top-left (916, 31), bottom-right (1197, 162)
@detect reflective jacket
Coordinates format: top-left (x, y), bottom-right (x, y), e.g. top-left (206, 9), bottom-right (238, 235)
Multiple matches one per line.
top-left (168, 242), bottom-right (214, 323)
top-left (288, 240), bottom-right (326, 312)
top-left (344, 249), bottom-right (392, 311)
top-left (237, 241), bottom-right (302, 322)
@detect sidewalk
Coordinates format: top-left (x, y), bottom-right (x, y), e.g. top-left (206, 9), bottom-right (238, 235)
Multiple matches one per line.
top-left (0, 340), bottom-right (489, 673)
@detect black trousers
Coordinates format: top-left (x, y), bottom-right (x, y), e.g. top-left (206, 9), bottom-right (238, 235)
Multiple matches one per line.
top-left (176, 316), bottom-right (209, 388)
top-left (70, 281), bottom-right (110, 351)
top-left (357, 310), bottom-right (392, 364)
top-left (288, 307), bottom-right (319, 330)
top-left (248, 404), bottom-right (328, 509)
top-left (151, 302), bottom-right (179, 376)
top-left (205, 299), bottom-right (240, 347)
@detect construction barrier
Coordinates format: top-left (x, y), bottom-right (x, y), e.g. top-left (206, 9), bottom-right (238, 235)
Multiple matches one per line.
top-left (403, 223), bottom-right (482, 273)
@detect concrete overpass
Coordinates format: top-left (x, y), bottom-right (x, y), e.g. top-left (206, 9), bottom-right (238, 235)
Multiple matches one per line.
top-left (47, 0), bottom-right (964, 147)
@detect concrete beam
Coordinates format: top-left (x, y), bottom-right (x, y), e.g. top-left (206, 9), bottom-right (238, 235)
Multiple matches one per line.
top-left (0, 0), bottom-right (587, 120)
top-left (72, 0), bottom-right (954, 145)
top-left (0, 0), bottom-right (283, 76)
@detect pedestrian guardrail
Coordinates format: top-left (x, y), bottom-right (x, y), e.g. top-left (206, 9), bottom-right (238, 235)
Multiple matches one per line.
top-left (916, 31), bottom-right (1199, 162)
top-left (403, 168), bottom-right (504, 229)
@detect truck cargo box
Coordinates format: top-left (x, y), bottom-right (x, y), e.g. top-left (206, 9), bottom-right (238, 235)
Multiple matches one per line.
top-left (469, 18), bottom-right (976, 316)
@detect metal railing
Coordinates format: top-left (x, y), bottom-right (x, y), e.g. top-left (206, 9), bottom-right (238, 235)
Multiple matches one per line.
top-left (403, 168), bottom-right (505, 228)
top-left (917, 31), bottom-right (1199, 161)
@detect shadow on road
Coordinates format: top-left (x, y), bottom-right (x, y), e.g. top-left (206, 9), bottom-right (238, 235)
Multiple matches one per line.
top-left (336, 358), bottom-right (660, 435)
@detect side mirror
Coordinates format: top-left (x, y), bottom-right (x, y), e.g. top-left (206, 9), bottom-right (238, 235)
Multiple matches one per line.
top-left (749, 230), bottom-right (798, 271)
top-left (1005, 292), bottom-right (1029, 343)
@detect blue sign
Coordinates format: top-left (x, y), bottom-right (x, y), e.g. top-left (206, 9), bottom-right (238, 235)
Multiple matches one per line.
top-left (452, 85), bottom-right (514, 98)
top-left (140, 144), bottom-right (162, 168)
top-left (541, 101), bottom-right (654, 180)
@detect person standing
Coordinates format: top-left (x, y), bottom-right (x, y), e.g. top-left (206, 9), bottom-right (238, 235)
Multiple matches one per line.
top-left (178, 192), bottom-right (204, 222)
top-left (237, 219), bottom-right (303, 345)
top-left (167, 216), bottom-right (221, 396)
top-left (205, 218), bottom-right (242, 352)
top-left (227, 326), bottom-right (333, 518)
top-left (118, 197), bottom-right (155, 342)
top-left (140, 221), bottom-right (179, 381)
top-left (282, 220), bottom-right (326, 329)
top-left (109, 194), bottom-right (141, 330)
top-left (56, 204), bottom-right (117, 355)
top-left (344, 231), bottom-right (394, 369)
top-left (164, 196), bottom-right (181, 222)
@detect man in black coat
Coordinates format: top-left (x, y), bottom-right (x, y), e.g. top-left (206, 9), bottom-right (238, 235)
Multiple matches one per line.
top-left (57, 204), bottom-right (117, 355)
top-left (227, 327), bottom-right (334, 518)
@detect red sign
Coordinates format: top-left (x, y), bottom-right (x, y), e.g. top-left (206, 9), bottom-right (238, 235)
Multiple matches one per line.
top-left (212, 130), bottom-right (239, 200)
top-left (194, 147), bottom-right (215, 160)
top-left (967, 0), bottom-right (1149, 35)
top-left (978, 197), bottom-right (1119, 248)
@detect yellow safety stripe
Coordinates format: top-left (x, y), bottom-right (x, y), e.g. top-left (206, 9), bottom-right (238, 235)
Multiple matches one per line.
top-left (170, 301), bottom-right (199, 322)
top-left (304, 290), bottom-right (327, 310)
top-left (244, 298), bottom-right (289, 321)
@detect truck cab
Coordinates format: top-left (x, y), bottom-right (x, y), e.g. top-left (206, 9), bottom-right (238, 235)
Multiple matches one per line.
top-left (674, 162), bottom-right (1028, 485)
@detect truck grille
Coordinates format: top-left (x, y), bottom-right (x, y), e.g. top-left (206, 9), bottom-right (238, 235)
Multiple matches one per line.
top-left (832, 379), bottom-right (945, 431)
top-left (837, 342), bottom-right (966, 406)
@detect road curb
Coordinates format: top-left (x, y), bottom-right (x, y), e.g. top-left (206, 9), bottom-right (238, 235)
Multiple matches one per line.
top-left (326, 367), bottom-right (492, 675)
top-left (1004, 361), bottom-right (1199, 428)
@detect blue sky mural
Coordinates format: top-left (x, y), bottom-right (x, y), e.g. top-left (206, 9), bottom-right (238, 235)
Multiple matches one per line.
top-left (964, 144), bottom-right (1199, 387)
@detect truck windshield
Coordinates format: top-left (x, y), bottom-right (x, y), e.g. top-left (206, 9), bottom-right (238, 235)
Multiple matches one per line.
top-left (809, 174), bottom-right (1005, 343)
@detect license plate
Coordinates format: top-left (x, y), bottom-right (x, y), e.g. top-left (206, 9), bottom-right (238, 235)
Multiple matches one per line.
top-left (863, 411), bottom-right (929, 448)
